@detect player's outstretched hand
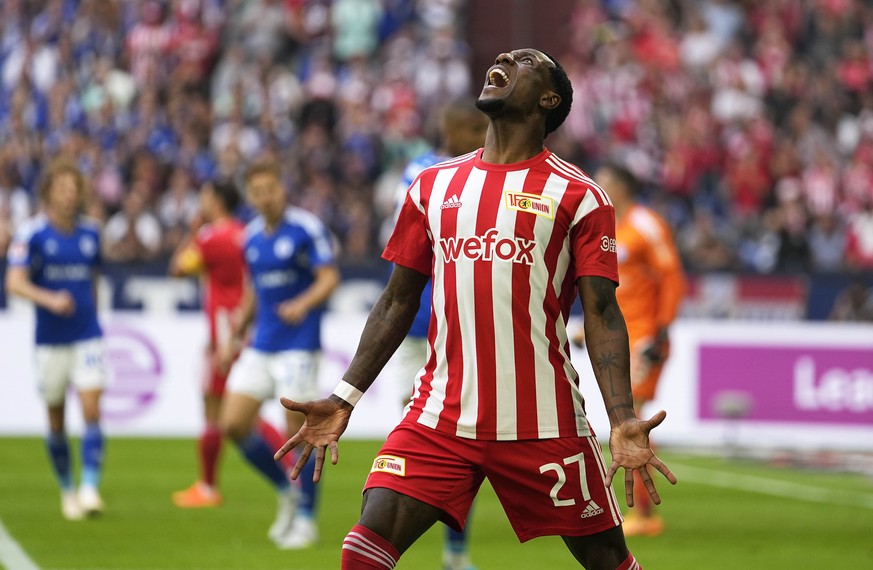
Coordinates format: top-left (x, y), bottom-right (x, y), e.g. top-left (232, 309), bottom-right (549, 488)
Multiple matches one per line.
top-left (605, 410), bottom-right (677, 507)
top-left (274, 396), bottom-right (352, 483)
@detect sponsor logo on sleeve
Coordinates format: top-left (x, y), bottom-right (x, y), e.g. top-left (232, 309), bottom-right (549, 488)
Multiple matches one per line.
top-left (370, 455), bottom-right (406, 476)
top-left (600, 236), bottom-right (617, 252)
top-left (8, 241), bottom-right (27, 262)
top-left (505, 191), bottom-right (555, 219)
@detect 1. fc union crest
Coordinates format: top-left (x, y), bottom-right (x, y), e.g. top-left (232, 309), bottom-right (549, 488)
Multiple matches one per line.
top-left (504, 191), bottom-right (555, 219)
top-left (370, 455), bottom-right (406, 476)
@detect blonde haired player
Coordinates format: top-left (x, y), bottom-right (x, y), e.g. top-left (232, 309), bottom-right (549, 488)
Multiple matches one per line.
top-left (6, 161), bottom-right (107, 520)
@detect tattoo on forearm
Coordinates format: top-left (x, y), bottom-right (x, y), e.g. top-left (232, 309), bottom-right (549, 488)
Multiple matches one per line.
top-left (596, 351), bottom-right (620, 396)
top-left (607, 403), bottom-right (634, 415)
top-left (587, 277), bottom-right (625, 331)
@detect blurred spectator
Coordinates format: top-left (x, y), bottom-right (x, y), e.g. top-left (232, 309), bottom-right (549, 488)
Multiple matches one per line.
top-left (2, 35), bottom-right (60, 94)
top-left (157, 166), bottom-right (200, 253)
top-left (167, 1), bottom-right (220, 90)
top-left (678, 209), bottom-right (739, 272)
top-left (331, 0), bottom-right (382, 62)
top-left (232, 0), bottom-right (289, 61)
top-left (103, 184), bottom-right (162, 263)
top-left (845, 199), bottom-right (873, 270)
top-left (679, 7), bottom-right (722, 71)
top-left (1, 0), bottom-right (873, 277)
top-left (808, 213), bottom-right (846, 272)
top-left (829, 281), bottom-right (873, 321)
top-left (774, 199), bottom-right (811, 273)
top-left (0, 167), bottom-right (32, 259)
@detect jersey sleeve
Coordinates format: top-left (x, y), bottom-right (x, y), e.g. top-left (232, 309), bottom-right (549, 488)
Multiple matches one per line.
top-left (7, 223), bottom-right (35, 267)
top-left (570, 206), bottom-right (619, 284)
top-left (194, 226), bottom-right (215, 262)
top-left (303, 216), bottom-right (336, 267)
top-left (383, 185), bottom-right (432, 276)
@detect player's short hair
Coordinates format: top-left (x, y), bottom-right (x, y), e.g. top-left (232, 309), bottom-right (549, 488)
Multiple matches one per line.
top-left (244, 160), bottom-right (282, 182)
top-left (542, 51), bottom-right (573, 136)
top-left (600, 161), bottom-right (640, 196)
top-left (210, 178), bottom-right (241, 213)
top-left (39, 159), bottom-right (86, 201)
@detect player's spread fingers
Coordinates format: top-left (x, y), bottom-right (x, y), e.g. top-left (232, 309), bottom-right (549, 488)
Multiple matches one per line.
top-left (312, 446), bottom-right (326, 483)
top-left (650, 456), bottom-right (678, 484)
top-left (273, 435), bottom-right (301, 461)
top-left (645, 409), bottom-right (667, 430)
top-left (624, 468), bottom-right (635, 506)
top-left (279, 397), bottom-right (306, 413)
top-left (329, 441), bottom-right (339, 465)
top-left (605, 460), bottom-right (619, 483)
top-left (290, 445), bottom-right (311, 480)
top-left (640, 470), bottom-right (662, 504)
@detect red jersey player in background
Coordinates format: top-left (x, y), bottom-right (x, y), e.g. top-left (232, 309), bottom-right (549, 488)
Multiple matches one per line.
top-left (169, 179), bottom-right (290, 508)
top-left (276, 48), bottom-right (676, 570)
top-left (574, 162), bottom-right (685, 538)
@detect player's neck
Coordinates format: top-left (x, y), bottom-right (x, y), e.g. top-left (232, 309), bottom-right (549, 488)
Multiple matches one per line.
top-left (47, 210), bottom-right (76, 233)
top-left (263, 213), bottom-right (283, 232)
top-left (480, 123), bottom-right (545, 164)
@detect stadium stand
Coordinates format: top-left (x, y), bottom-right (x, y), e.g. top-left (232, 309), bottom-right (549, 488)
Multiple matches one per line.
top-left (0, 0), bottom-right (871, 316)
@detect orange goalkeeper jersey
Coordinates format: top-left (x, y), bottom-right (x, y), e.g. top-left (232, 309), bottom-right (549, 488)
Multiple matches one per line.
top-left (615, 204), bottom-right (685, 343)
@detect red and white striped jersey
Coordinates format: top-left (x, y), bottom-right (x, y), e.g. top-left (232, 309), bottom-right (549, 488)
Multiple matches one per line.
top-left (384, 148), bottom-right (619, 441)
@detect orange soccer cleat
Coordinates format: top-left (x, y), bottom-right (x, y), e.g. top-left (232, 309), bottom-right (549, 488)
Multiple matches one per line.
top-left (172, 482), bottom-right (222, 508)
top-left (621, 513), bottom-right (665, 537)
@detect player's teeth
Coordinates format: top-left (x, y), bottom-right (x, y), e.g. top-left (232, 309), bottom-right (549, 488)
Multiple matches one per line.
top-left (488, 69), bottom-right (509, 87)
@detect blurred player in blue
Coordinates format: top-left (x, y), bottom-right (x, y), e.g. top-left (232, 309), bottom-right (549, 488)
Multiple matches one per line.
top-left (5, 161), bottom-right (107, 520)
top-left (219, 160), bottom-right (340, 549)
top-left (391, 101), bottom-right (488, 570)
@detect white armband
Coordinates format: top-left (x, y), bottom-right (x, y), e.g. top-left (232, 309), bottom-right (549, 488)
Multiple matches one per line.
top-left (332, 380), bottom-right (364, 407)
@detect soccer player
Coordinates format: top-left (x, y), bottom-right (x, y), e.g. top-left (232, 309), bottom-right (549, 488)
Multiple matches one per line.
top-left (590, 163), bottom-right (685, 537)
top-left (168, 179), bottom-right (293, 508)
top-left (390, 100), bottom-right (488, 570)
top-left (219, 161), bottom-right (340, 549)
top-left (276, 49), bottom-right (676, 570)
top-left (5, 161), bottom-right (107, 520)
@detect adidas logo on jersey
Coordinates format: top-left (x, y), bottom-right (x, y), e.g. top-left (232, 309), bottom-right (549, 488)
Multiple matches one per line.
top-left (440, 194), bottom-right (462, 209)
top-left (580, 500), bottom-right (604, 519)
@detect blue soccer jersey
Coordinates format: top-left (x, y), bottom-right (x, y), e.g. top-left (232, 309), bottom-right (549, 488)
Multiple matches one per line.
top-left (8, 214), bottom-right (102, 345)
top-left (397, 150), bottom-right (449, 339)
top-left (244, 207), bottom-right (335, 352)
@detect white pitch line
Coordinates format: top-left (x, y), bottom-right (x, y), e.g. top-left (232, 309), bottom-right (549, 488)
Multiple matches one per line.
top-left (672, 463), bottom-right (873, 510)
top-left (0, 516), bottom-right (41, 570)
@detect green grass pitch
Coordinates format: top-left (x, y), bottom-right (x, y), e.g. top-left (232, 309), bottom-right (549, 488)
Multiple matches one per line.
top-left (1, 437), bottom-right (872, 569)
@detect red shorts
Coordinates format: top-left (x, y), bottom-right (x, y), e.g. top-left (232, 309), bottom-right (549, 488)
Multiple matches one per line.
top-left (364, 420), bottom-right (623, 542)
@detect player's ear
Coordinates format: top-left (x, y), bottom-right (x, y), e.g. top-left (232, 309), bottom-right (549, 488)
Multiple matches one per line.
top-left (540, 90), bottom-right (560, 112)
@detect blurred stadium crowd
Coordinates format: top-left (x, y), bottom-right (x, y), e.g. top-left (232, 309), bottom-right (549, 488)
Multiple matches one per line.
top-left (0, 0), bottom-right (872, 279)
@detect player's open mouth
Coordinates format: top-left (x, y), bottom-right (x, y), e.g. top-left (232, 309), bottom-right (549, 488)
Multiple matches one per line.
top-left (487, 68), bottom-right (510, 88)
